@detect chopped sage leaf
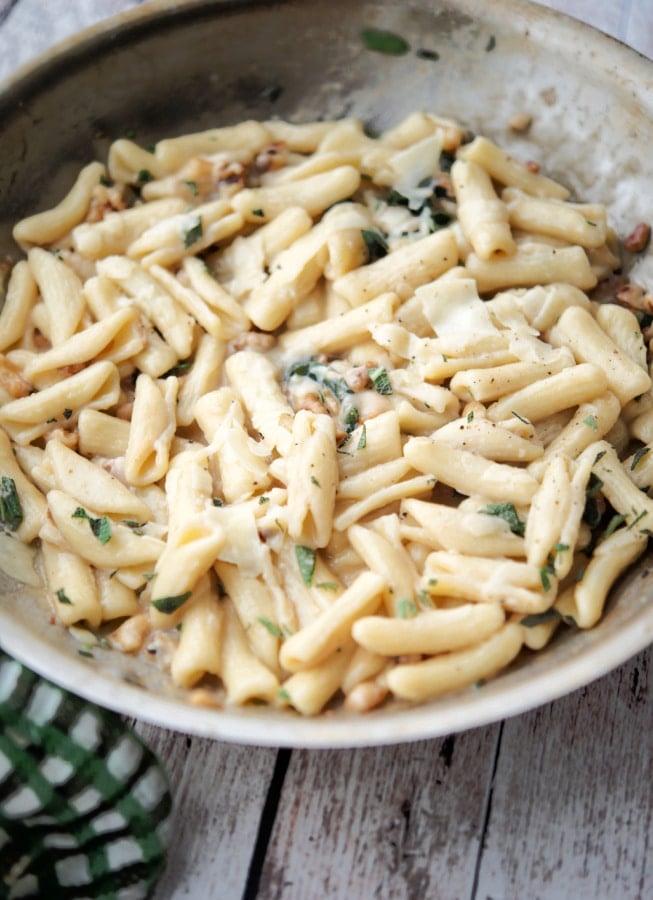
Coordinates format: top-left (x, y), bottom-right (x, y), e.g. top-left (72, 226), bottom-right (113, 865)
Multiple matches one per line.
top-left (212, 498), bottom-right (224, 507)
top-left (251, 208), bottom-right (265, 217)
top-left (631, 446), bottom-right (650, 470)
top-left (0, 476), bottom-right (23, 532)
top-left (397, 598), bottom-right (418, 619)
top-left (479, 502), bottom-right (525, 537)
top-left (137, 169), bottom-right (153, 183)
top-left (184, 180), bottom-right (198, 195)
top-left (182, 215), bottom-right (203, 248)
top-left (78, 647), bottom-right (94, 658)
top-left (286, 357), bottom-right (352, 402)
top-left (368, 366), bottom-right (393, 395)
top-left (63, 408), bottom-right (73, 420)
top-left (485, 34), bottom-right (496, 51)
top-left (357, 424), bottom-right (367, 450)
top-left (585, 473), bottom-right (604, 499)
top-left (151, 591), bottom-right (192, 614)
top-left (521, 609), bottom-right (560, 628)
top-left (258, 495), bottom-right (270, 504)
top-left (604, 513), bottom-right (627, 538)
top-left (386, 189), bottom-right (409, 206)
top-left (316, 581), bottom-right (339, 592)
top-left (539, 567), bottom-right (553, 592)
top-left (278, 687), bottom-right (291, 702)
top-left (295, 545), bottom-right (316, 585)
top-left (628, 509), bottom-right (647, 530)
top-left (415, 48), bottom-right (439, 61)
top-left (361, 227), bottom-right (389, 262)
top-left (162, 360), bottom-right (192, 378)
top-left (123, 519), bottom-right (144, 533)
top-left (72, 507), bottom-right (112, 544)
top-left (258, 617), bottom-right (284, 639)
top-left (343, 405), bottom-right (359, 433)
top-left (55, 588), bottom-right (73, 605)
top-left (310, 475), bottom-right (321, 487)
top-left (583, 414), bottom-right (598, 430)
top-left (360, 27), bottom-right (410, 56)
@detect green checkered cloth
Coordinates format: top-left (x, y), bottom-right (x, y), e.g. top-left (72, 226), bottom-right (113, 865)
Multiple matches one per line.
top-left (0, 651), bottom-right (171, 899)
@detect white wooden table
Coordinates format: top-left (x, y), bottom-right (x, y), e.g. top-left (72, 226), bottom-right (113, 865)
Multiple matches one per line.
top-left (1, 2), bottom-right (652, 898)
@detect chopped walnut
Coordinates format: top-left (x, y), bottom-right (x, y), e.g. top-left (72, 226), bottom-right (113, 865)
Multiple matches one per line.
top-left (344, 365), bottom-right (370, 392)
top-left (214, 160), bottom-right (247, 198)
top-left (228, 331), bottom-right (277, 353)
top-left (295, 392), bottom-right (330, 415)
top-left (508, 113), bottom-right (532, 133)
top-left (0, 356), bottom-right (32, 398)
top-left (623, 222), bottom-right (651, 254)
top-left (615, 282), bottom-right (653, 312)
top-left (253, 141), bottom-right (288, 175)
top-left (86, 184), bottom-right (126, 223)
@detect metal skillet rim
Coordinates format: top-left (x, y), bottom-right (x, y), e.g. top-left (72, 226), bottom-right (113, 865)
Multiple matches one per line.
top-left (0, 0), bottom-right (652, 748)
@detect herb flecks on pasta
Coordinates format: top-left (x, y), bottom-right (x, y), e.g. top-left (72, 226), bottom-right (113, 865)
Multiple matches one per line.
top-left (1, 111), bottom-right (651, 714)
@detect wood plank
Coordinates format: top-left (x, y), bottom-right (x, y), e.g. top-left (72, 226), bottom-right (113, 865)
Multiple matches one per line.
top-left (131, 721), bottom-right (279, 899)
top-left (256, 728), bottom-right (500, 900)
top-left (474, 647), bottom-right (653, 900)
top-left (625, 1), bottom-right (653, 60)
top-left (531, 0), bottom-right (626, 40)
top-left (0, 0), bottom-right (141, 82)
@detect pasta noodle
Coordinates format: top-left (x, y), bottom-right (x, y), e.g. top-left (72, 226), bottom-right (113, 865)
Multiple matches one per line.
top-left (0, 108), bottom-right (649, 717)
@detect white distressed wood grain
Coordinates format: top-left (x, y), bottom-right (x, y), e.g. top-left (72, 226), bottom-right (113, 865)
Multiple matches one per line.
top-left (257, 729), bottom-right (500, 900)
top-left (475, 649), bottom-right (653, 899)
top-left (532, 0), bottom-right (626, 40)
top-left (625, 3), bottom-right (653, 61)
top-left (131, 721), bottom-right (278, 899)
top-left (0, 0), bottom-right (143, 83)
